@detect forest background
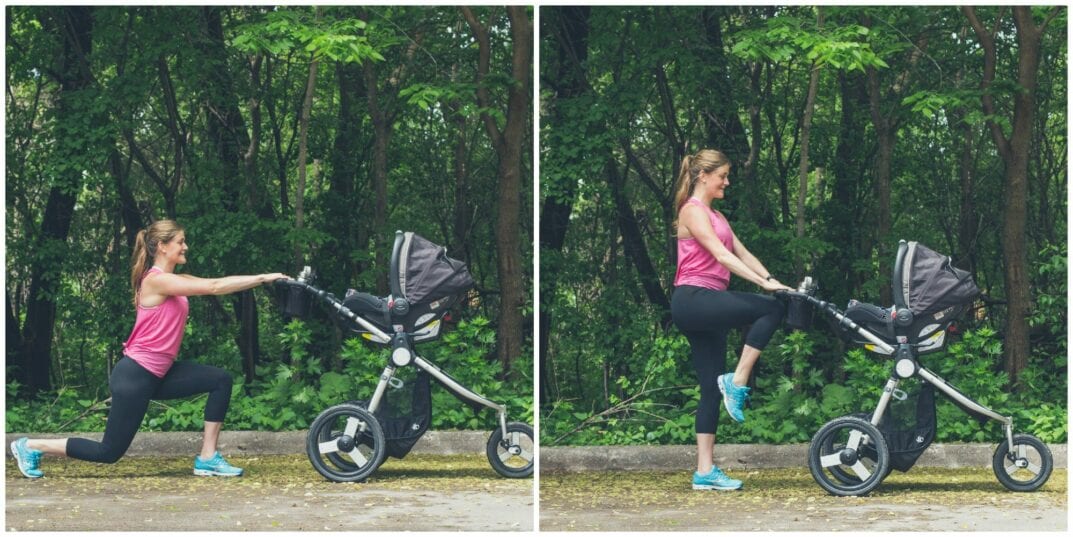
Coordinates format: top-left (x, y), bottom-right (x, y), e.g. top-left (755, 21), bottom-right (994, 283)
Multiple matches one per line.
top-left (540, 6), bottom-right (1067, 446)
top-left (6, 6), bottom-right (534, 433)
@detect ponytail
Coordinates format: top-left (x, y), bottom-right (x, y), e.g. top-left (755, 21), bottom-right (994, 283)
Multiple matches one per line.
top-left (130, 229), bottom-right (150, 306)
top-left (130, 220), bottom-right (184, 306)
top-left (672, 154), bottom-right (697, 223)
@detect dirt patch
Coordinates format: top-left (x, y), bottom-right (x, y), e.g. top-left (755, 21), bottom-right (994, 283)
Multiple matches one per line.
top-left (539, 467), bottom-right (1067, 531)
top-left (7, 453), bottom-right (533, 531)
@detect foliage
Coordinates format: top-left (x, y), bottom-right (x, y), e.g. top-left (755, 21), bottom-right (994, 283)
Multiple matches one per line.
top-left (6, 316), bottom-right (532, 433)
top-left (540, 6), bottom-right (1065, 447)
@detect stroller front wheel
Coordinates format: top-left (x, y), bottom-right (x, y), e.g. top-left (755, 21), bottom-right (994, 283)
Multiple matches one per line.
top-left (992, 434), bottom-right (1053, 492)
top-left (487, 422), bottom-right (534, 478)
top-left (306, 403), bottom-right (387, 482)
top-left (808, 416), bottom-right (890, 496)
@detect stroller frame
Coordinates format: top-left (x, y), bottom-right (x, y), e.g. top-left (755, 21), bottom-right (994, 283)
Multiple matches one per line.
top-left (784, 240), bottom-right (1053, 496)
top-left (281, 231), bottom-right (533, 482)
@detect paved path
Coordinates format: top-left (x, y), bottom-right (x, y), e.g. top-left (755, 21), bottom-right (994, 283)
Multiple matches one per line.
top-left (7, 453), bottom-right (533, 531)
top-left (540, 467), bottom-right (1067, 532)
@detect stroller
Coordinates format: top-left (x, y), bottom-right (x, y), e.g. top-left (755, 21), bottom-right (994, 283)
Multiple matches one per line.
top-left (779, 240), bottom-right (1053, 496)
top-left (277, 231), bottom-right (534, 482)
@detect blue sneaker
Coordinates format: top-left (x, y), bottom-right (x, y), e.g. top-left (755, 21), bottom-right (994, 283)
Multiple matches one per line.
top-left (10, 437), bottom-right (43, 479)
top-left (692, 466), bottom-right (742, 491)
top-left (718, 373), bottom-right (751, 423)
top-left (193, 451), bottom-right (243, 477)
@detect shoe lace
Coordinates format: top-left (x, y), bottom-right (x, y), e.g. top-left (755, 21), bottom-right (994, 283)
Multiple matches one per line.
top-left (27, 449), bottom-right (42, 468)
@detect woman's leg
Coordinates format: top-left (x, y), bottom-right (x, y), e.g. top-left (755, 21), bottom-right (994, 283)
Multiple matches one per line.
top-left (727, 292), bottom-right (786, 386)
top-left (64, 357), bottom-right (159, 463)
top-left (682, 328), bottom-right (728, 474)
top-left (151, 361), bottom-right (233, 459)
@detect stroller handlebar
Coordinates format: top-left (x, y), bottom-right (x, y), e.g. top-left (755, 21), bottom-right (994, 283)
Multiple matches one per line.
top-left (275, 277), bottom-right (394, 341)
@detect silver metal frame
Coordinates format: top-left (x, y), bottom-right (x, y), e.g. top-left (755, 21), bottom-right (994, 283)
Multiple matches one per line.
top-left (868, 367), bottom-right (1015, 455)
top-left (291, 279), bottom-right (515, 444)
top-left (365, 355), bottom-right (510, 441)
top-left (798, 292), bottom-right (1017, 456)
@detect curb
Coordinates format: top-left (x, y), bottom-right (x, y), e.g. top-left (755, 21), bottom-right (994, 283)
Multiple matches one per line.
top-left (6, 430), bottom-right (490, 458)
top-left (539, 443), bottom-right (1068, 472)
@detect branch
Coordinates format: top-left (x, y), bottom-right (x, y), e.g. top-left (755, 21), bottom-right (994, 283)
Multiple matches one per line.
top-left (460, 7), bottom-right (503, 151)
top-left (961, 6), bottom-right (1011, 160)
top-left (57, 397), bottom-right (111, 431)
top-left (549, 384), bottom-right (692, 445)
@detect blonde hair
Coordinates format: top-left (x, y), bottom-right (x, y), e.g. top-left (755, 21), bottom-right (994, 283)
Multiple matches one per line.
top-left (672, 149), bottom-right (731, 224)
top-left (130, 220), bottom-right (184, 305)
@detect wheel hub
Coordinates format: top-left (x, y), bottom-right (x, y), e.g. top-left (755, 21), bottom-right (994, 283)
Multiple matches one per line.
top-left (839, 447), bottom-right (859, 465)
top-left (337, 435), bottom-right (356, 452)
top-left (507, 445), bottom-right (522, 456)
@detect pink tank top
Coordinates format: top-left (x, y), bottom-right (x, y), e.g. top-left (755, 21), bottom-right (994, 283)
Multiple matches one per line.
top-left (123, 267), bottom-right (189, 377)
top-left (674, 197), bottom-right (735, 291)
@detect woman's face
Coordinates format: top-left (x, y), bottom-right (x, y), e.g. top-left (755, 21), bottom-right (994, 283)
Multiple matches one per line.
top-left (159, 232), bottom-right (188, 266)
top-left (700, 164), bottom-right (731, 199)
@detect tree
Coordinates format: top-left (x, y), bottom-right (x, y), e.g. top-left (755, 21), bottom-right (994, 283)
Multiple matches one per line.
top-left (963, 6), bottom-right (1062, 383)
top-left (461, 6), bottom-right (532, 376)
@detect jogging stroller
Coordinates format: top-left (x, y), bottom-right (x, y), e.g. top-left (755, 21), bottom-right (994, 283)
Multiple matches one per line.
top-left (277, 231), bottom-right (534, 482)
top-left (779, 240), bottom-right (1053, 496)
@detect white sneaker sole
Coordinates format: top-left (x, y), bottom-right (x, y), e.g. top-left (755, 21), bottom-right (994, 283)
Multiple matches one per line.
top-left (692, 483), bottom-right (742, 491)
top-left (10, 441), bottom-right (42, 479)
top-left (193, 469), bottom-right (242, 477)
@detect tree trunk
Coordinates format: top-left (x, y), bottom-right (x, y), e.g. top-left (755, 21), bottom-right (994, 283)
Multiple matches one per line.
top-left (327, 62), bottom-right (365, 284)
top-left (539, 6), bottom-right (589, 405)
top-left (963, 6), bottom-right (1058, 382)
top-left (198, 6), bottom-right (260, 384)
top-left (461, 6), bottom-right (531, 376)
top-left (295, 8), bottom-right (320, 269)
top-left (363, 58), bottom-right (392, 295)
top-left (795, 8), bottom-right (822, 278)
top-left (19, 6), bottom-right (95, 396)
top-left (607, 159), bottom-right (671, 323)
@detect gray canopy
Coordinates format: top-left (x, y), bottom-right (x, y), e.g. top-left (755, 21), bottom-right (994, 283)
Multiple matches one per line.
top-left (898, 242), bottom-right (980, 315)
top-left (397, 232), bottom-right (474, 305)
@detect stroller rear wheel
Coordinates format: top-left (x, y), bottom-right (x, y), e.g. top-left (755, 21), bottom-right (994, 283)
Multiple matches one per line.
top-left (307, 403), bottom-right (387, 482)
top-left (486, 422), bottom-right (534, 478)
top-left (992, 434), bottom-right (1053, 492)
top-left (808, 416), bottom-right (890, 496)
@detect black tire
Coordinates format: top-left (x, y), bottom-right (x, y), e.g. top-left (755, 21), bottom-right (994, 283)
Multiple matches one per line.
top-left (821, 413), bottom-right (891, 485)
top-left (808, 416), bottom-right (890, 496)
top-left (306, 403), bottom-right (387, 482)
top-left (992, 434), bottom-right (1053, 492)
top-left (486, 422), bottom-right (534, 479)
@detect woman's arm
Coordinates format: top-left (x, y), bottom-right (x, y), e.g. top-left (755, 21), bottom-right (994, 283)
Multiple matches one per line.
top-left (145, 272), bottom-right (289, 298)
top-left (681, 205), bottom-right (769, 287)
top-left (732, 235), bottom-right (792, 290)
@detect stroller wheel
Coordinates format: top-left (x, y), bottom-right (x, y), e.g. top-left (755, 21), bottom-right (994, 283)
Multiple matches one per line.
top-left (486, 422), bottom-right (534, 479)
top-left (306, 403), bottom-right (386, 482)
top-left (808, 416), bottom-right (890, 496)
top-left (992, 434), bottom-right (1053, 492)
top-left (820, 413), bottom-right (892, 485)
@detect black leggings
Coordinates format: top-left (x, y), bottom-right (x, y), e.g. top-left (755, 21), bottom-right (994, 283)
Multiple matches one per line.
top-left (66, 356), bottom-right (233, 463)
top-left (671, 285), bottom-right (786, 435)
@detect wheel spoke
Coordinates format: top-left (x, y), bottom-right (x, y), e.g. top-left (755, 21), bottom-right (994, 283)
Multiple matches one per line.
top-left (819, 453), bottom-right (843, 469)
top-left (343, 416), bottom-right (363, 438)
top-left (517, 448), bottom-right (534, 462)
top-left (849, 461), bottom-right (872, 481)
top-left (345, 448), bottom-right (369, 467)
top-left (1025, 461), bottom-right (1042, 475)
top-left (318, 439), bottom-right (340, 455)
top-left (845, 429), bottom-right (864, 450)
top-left (498, 449), bottom-right (514, 464)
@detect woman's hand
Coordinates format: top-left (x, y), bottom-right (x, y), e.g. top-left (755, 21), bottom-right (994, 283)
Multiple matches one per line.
top-left (761, 278), bottom-right (793, 293)
top-left (261, 273), bottom-right (291, 284)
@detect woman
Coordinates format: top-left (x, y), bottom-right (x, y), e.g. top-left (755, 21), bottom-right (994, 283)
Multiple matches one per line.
top-left (11, 220), bottom-right (289, 478)
top-left (670, 149), bottom-right (792, 491)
